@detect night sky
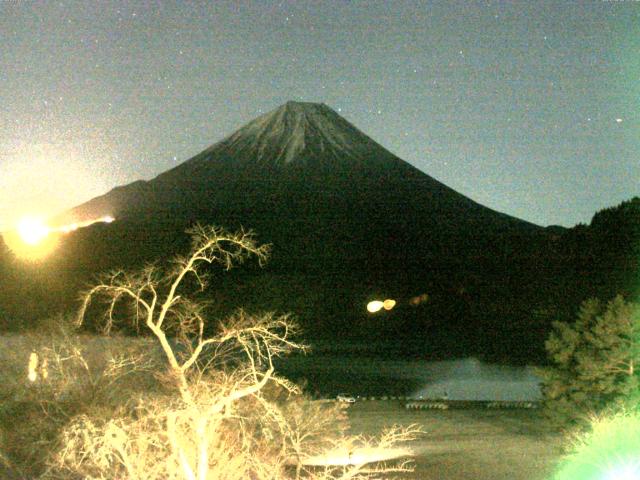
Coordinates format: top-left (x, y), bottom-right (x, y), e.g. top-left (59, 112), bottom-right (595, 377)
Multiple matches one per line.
top-left (1, 1), bottom-right (638, 231)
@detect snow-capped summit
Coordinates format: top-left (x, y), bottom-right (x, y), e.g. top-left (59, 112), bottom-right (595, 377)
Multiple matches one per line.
top-left (216, 101), bottom-right (386, 166)
top-left (161, 101), bottom-right (413, 178)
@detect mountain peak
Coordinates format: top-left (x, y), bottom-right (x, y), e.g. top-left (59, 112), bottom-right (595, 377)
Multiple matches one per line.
top-left (283, 100), bottom-right (326, 109)
top-left (59, 100), bottom-right (539, 235)
top-left (184, 100), bottom-right (399, 169)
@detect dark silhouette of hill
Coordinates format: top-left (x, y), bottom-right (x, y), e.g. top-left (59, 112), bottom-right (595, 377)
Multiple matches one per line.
top-left (0, 101), bottom-right (591, 362)
top-left (545, 197), bottom-right (640, 308)
top-left (61, 102), bottom-right (534, 233)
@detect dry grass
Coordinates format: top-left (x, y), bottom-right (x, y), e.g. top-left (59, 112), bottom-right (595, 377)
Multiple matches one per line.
top-left (0, 330), bottom-right (421, 480)
top-left (0, 324), bottom-right (161, 479)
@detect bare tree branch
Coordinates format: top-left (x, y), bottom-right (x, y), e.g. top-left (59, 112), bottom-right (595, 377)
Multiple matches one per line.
top-left (52, 224), bottom-right (417, 480)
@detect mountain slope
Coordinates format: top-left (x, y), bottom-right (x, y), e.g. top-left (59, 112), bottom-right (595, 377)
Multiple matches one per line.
top-left (14, 101), bottom-right (556, 362)
top-left (177, 101), bottom-right (398, 168)
top-left (59, 102), bottom-right (538, 245)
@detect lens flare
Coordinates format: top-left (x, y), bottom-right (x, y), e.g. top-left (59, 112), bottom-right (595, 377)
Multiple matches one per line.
top-left (551, 411), bottom-right (640, 480)
top-left (602, 462), bottom-right (640, 480)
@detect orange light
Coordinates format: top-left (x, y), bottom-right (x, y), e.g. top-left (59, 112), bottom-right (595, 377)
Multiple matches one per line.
top-left (409, 293), bottom-right (429, 306)
top-left (3, 214), bottom-right (116, 261)
top-left (383, 299), bottom-right (396, 310)
top-left (17, 217), bottom-right (50, 245)
top-left (3, 216), bottom-right (59, 261)
top-left (53, 215), bottom-right (115, 233)
top-left (367, 299), bottom-right (396, 313)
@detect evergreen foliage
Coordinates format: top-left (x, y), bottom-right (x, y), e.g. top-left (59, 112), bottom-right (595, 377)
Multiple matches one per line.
top-left (540, 295), bottom-right (640, 426)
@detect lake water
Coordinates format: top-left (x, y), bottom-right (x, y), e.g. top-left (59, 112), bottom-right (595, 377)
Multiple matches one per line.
top-left (276, 355), bottom-right (542, 401)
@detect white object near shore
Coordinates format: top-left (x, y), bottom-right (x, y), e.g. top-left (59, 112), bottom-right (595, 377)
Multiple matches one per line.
top-left (28, 351), bottom-right (38, 382)
top-left (411, 358), bottom-right (542, 402)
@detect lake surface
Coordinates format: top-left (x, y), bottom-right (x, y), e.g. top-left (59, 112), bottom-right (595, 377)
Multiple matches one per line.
top-left (276, 355), bottom-right (542, 401)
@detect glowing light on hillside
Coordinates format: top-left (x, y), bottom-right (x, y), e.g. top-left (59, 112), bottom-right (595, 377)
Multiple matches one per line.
top-left (409, 293), bottom-right (429, 306)
top-left (4, 224), bottom-right (59, 261)
top-left (367, 301), bottom-right (384, 313)
top-left (58, 215), bottom-right (115, 233)
top-left (2, 214), bottom-right (116, 261)
top-left (59, 223), bottom-right (78, 233)
top-left (17, 217), bottom-right (49, 245)
top-left (367, 299), bottom-right (396, 313)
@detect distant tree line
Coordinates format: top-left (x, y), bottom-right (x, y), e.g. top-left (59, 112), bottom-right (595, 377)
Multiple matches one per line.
top-left (0, 197), bottom-right (639, 364)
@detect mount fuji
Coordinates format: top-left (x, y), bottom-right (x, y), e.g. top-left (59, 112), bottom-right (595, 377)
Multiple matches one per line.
top-left (5, 102), bottom-right (555, 361)
top-left (57, 102), bottom-right (540, 265)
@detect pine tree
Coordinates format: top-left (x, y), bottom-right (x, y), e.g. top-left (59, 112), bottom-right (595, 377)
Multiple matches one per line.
top-left (540, 295), bottom-right (640, 426)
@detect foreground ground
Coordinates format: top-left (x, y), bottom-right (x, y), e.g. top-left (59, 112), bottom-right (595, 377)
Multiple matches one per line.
top-left (347, 400), bottom-right (564, 480)
top-left (1, 334), bottom-right (564, 479)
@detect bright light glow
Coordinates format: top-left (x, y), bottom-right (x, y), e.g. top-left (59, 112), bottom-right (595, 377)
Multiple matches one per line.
top-left (367, 301), bottom-right (384, 313)
top-left (552, 411), bottom-right (640, 480)
top-left (3, 216), bottom-right (59, 260)
top-left (59, 222), bottom-right (79, 233)
top-left (383, 299), bottom-right (396, 311)
top-left (56, 215), bottom-right (115, 233)
top-left (409, 293), bottom-right (429, 306)
top-left (3, 214), bottom-right (116, 261)
top-left (0, 140), bottom-right (111, 232)
top-left (28, 352), bottom-right (38, 382)
top-left (367, 299), bottom-right (396, 313)
top-left (602, 461), bottom-right (640, 480)
top-left (17, 216), bottom-right (50, 245)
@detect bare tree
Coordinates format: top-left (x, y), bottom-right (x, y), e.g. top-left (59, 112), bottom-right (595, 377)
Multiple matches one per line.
top-left (45, 224), bottom-right (419, 480)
